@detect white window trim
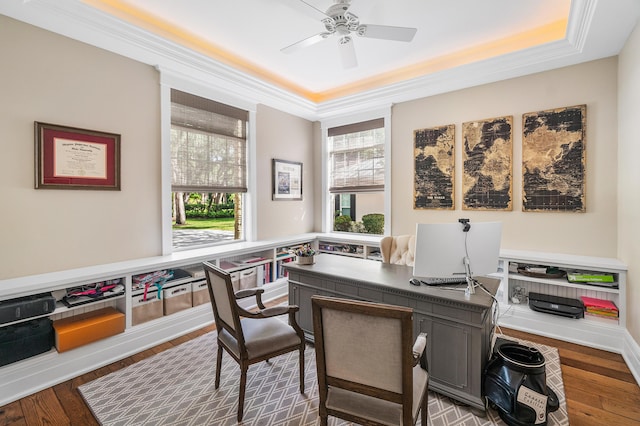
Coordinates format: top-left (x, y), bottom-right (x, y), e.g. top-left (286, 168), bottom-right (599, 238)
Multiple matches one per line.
top-left (159, 68), bottom-right (258, 254)
top-left (321, 106), bottom-right (392, 235)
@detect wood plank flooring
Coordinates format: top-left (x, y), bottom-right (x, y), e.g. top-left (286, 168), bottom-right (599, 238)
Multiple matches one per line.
top-left (1, 303), bottom-right (639, 425)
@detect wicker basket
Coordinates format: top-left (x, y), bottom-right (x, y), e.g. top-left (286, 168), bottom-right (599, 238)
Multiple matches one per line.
top-left (296, 256), bottom-right (315, 265)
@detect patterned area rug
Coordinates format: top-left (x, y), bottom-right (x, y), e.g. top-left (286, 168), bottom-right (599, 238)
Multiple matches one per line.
top-left (79, 333), bottom-right (568, 425)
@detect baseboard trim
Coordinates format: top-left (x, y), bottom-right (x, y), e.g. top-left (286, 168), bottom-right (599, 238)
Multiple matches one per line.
top-left (622, 329), bottom-right (640, 386)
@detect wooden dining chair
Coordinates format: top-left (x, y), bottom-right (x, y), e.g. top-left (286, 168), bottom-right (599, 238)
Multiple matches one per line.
top-left (202, 261), bottom-right (306, 421)
top-left (311, 295), bottom-right (429, 426)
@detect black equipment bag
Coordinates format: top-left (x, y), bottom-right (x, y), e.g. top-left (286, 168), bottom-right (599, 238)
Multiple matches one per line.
top-left (0, 317), bottom-right (54, 367)
top-left (484, 339), bottom-right (560, 425)
top-left (0, 293), bottom-right (56, 324)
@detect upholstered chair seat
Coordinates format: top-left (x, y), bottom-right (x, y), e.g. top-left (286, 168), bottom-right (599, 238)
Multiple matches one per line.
top-left (203, 261), bottom-right (305, 422)
top-left (325, 365), bottom-right (429, 425)
top-left (312, 295), bottom-right (429, 426)
top-left (218, 316), bottom-right (303, 360)
top-left (380, 235), bottom-right (416, 266)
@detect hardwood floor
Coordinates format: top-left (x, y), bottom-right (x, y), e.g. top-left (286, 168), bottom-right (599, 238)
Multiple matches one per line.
top-left (1, 301), bottom-right (639, 425)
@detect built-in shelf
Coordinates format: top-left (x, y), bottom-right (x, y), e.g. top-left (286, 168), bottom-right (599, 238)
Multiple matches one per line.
top-left (5, 237), bottom-right (629, 407)
top-left (0, 234), bottom-right (322, 407)
top-left (494, 250), bottom-right (627, 351)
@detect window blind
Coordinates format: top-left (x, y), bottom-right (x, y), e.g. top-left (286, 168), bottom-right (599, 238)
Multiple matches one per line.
top-left (328, 118), bottom-right (385, 193)
top-left (170, 89), bottom-right (248, 193)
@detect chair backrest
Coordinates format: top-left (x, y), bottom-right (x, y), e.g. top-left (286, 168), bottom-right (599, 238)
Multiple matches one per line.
top-left (203, 261), bottom-right (243, 340)
top-left (380, 235), bottom-right (416, 266)
top-left (312, 296), bottom-right (414, 420)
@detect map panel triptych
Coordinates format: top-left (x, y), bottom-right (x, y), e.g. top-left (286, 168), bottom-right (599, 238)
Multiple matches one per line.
top-left (462, 116), bottom-right (513, 211)
top-left (522, 104), bottom-right (586, 212)
top-left (413, 124), bottom-right (455, 210)
top-left (412, 104), bottom-right (586, 213)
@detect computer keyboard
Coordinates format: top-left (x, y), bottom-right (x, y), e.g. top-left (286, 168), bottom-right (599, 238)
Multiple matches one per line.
top-left (418, 277), bottom-right (467, 286)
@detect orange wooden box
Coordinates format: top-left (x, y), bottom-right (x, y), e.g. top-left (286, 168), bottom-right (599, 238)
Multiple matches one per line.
top-left (53, 307), bottom-right (125, 352)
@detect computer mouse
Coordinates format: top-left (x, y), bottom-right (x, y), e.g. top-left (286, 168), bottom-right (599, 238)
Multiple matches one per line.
top-left (409, 278), bottom-right (421, 286)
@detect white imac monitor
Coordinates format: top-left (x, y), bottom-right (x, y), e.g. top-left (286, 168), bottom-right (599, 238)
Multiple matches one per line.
top-left (412, 220), bottom-right (502, 294)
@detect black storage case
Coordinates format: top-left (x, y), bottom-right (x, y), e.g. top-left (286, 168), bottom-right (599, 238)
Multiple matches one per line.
top-left (0, 317), bottom-right (54, 367)
top-left (0, 293), bottom-right (56, 324)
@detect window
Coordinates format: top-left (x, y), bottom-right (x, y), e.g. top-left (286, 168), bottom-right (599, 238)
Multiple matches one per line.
top-left (170, 89), bottom-right (249, 249)
top-left (327, 118), bottom-right (386, 235)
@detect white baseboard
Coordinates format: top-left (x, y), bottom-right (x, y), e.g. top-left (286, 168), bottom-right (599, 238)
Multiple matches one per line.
top-left (622, 330), bottom-right (640, 386)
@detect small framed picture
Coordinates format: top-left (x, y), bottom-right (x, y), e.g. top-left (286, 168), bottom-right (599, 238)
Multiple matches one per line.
top-left (35, 122), bottom-right (121, 190)
top-left (272, 159), bottom-right (302, 201)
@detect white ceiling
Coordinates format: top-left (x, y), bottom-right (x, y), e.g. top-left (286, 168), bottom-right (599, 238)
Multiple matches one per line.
top-left (1, 0), bottom-right (639, 119)
top-left (105, 0), bottom-right (571, 93)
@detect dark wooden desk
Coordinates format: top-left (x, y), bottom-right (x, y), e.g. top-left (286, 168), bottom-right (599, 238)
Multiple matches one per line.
top-left (284, 254), bottom-right (499, 411)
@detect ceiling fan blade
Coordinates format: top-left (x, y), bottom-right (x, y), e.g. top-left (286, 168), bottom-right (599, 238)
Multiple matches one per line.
top-left (339, 36), bottom-right (357, 69)
top-left (281, 32), bottom-right (332, 54)
top-left (281, 0), bottom-right (330, 21)
top-left (358, 24), bottom-right (417, 42)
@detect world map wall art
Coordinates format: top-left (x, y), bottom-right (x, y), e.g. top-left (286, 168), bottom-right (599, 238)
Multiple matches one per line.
top-left (462, 116), bottom-right (513, 210)
top-left (413, 124), bottom-right (455, 209)
top-left (522, 105), bottom-right (586, 212)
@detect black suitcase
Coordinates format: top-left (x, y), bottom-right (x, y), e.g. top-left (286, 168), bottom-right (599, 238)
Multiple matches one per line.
top-left (0, 317), bottom-right (54, 367)
top-left (0, 293), bottom-right (56, 324)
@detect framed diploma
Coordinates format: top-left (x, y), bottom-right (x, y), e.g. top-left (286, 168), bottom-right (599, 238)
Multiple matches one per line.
top-left (35, 122), bottom-right (121, 190)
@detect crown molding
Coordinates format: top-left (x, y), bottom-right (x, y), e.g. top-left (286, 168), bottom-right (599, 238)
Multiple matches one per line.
top-left (566, 0), bottom-right (603, 54)
top-left (0, 0), bottom-right (319, 120)
top-left (1, 0), bottom-right (634, 122)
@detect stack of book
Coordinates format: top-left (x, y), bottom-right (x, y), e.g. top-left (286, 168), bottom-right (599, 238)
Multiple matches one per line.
top-left (580, 296), bottom-right (619, 322)
top-left (567, 272), bottom-right (618, 288)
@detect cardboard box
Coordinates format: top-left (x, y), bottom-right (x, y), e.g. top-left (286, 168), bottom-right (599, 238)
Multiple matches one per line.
top-left (131, 292), bottom-right (163, 326)
top-left (53, 307), bottom-right (124, 352)
top-left (191, 279), bottom-right (210, 306)
top-left (163, 283), bottom-right (192, 315)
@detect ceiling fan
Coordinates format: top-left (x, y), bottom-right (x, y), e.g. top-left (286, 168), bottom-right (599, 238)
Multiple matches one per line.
top-left (281, 0), bottom-right (417, 69)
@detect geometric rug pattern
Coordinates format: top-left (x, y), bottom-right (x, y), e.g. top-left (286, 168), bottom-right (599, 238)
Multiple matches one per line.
top-left (79, 332), bottom-right (568, 425)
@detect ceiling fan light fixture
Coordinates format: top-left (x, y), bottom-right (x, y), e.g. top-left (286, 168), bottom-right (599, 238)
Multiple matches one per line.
top-left (282, 0), bottom-right (417, 68)
top-left (338, 35), bottom-right (357, 69)
top-left (339, 35), bottom-right (352, 45)
top-left (345, 11), bottom-right (359, 30)
top-left (322, 17), bottom-right (336, 32)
